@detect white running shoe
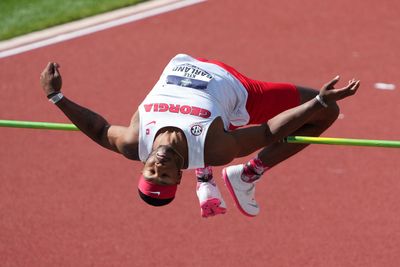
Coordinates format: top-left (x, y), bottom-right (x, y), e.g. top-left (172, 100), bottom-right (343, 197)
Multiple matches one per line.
top-left (222, 164), bottom-right (259, 217)
top-left (196, 181), bottom-right (227, 218)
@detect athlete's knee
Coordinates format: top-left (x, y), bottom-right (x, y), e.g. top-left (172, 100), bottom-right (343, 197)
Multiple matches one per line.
top-left (296, 85), bottom-right (339, 121)
top-left (326, 101), bottom-right (340, 121)
top-left (315, 101), bottom-right (340, 127)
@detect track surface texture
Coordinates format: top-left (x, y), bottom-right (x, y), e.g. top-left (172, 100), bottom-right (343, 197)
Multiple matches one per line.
top-left (1, 0), bottom-right (399, 266)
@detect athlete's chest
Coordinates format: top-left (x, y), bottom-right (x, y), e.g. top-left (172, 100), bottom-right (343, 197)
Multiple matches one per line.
top-left (203, 118), bottom-right (236, 166)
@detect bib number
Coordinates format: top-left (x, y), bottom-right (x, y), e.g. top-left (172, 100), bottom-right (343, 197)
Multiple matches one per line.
top-left (166, 63), bottom-right (213, 90)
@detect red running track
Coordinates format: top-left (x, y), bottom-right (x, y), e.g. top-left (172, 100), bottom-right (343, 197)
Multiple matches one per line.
top-left (1, 0), bottom-right (400, 266)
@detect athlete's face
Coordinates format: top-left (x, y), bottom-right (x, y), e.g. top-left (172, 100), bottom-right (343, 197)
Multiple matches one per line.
top-left (142, 145), bottom-right (183, 185)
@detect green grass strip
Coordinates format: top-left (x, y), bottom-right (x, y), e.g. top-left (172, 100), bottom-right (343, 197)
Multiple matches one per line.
top-left (0, 0), bottom-right (148, 40)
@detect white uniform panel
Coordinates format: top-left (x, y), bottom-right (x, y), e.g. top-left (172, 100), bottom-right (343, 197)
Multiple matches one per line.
top-left (138, 54), bottom-right (249, 169)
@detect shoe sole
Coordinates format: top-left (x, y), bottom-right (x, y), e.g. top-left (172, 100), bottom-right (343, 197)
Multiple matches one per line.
top-left (222, 168), bottom-right (256, 217)
top-left (199, 198), bottom-right (227, 218)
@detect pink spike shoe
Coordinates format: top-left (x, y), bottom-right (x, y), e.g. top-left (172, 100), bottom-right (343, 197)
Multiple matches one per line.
top-left (196, 181), bottom-right (227, 218)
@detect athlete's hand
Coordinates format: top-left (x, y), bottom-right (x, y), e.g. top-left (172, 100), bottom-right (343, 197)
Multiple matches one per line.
top-left (319, 76), bottom-right (360, 104)
top-left (40, 62), bottom-right (62, 96)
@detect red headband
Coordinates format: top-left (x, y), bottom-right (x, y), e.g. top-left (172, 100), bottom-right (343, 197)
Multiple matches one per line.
top-left (138, 175), bottom-right (177, 199)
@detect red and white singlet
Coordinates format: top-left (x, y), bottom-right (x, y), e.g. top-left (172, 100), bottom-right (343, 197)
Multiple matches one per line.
top-left (138, 54), bottom-right (250, 168)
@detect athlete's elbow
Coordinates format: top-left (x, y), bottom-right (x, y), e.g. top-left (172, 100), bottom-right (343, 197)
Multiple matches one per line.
top-left (88, 124), bottom-right (111, 148)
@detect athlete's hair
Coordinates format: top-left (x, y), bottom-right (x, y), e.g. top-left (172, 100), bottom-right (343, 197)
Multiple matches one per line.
top-left (137, 190), bottom-right (174, 206)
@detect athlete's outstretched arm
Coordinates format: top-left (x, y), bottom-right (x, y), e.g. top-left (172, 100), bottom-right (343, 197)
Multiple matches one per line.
top-left (266, 76), bottom-right (359, 142)
top-left (39, 62), bottom-right (138, 158)
top-left (230, 76), bottom-right (360, 157)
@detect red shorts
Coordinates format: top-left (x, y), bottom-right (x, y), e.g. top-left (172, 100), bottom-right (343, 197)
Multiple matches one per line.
top-left (196, 58), bottom-right (301, 127)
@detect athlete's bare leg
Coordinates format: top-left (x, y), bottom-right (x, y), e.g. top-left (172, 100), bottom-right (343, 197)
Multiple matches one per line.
top-left (223, 84), bottom-right (351, 217)
top-left (257, 86), bottom-right (340, 167)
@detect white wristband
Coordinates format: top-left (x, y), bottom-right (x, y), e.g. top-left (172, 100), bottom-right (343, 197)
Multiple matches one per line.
top-left (315, 95), bottom-right (328, 108)
top-left (48, 92), bottom-right (64, 104)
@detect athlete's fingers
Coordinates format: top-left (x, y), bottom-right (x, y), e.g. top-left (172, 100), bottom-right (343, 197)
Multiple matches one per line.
top-left (46, 62), bottom-right (55, 74)
top-left (350, 80), bottom-right (360, 94)
top-left (338, 79), bottom-right (357, 92)
top-left (40, 63), bottom-right (51, 79)
top-left (53, 63), bottom-right (61, 77)
top-left (337, 80), bottom-right (360, 99)
top-left (324, 75), bottom-right (340, 90)
top-left (347, 80), bottom-right (359, 93)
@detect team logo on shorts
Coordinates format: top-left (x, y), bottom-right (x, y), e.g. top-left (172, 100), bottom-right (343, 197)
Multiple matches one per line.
top-left (190, 124), bottom-right (203, 136)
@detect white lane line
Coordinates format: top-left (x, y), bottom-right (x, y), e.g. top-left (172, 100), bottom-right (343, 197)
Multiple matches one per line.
top-left (0, 0), bottom-right (205, 59)
top-left (374, 83), bottom-right (396, 90)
